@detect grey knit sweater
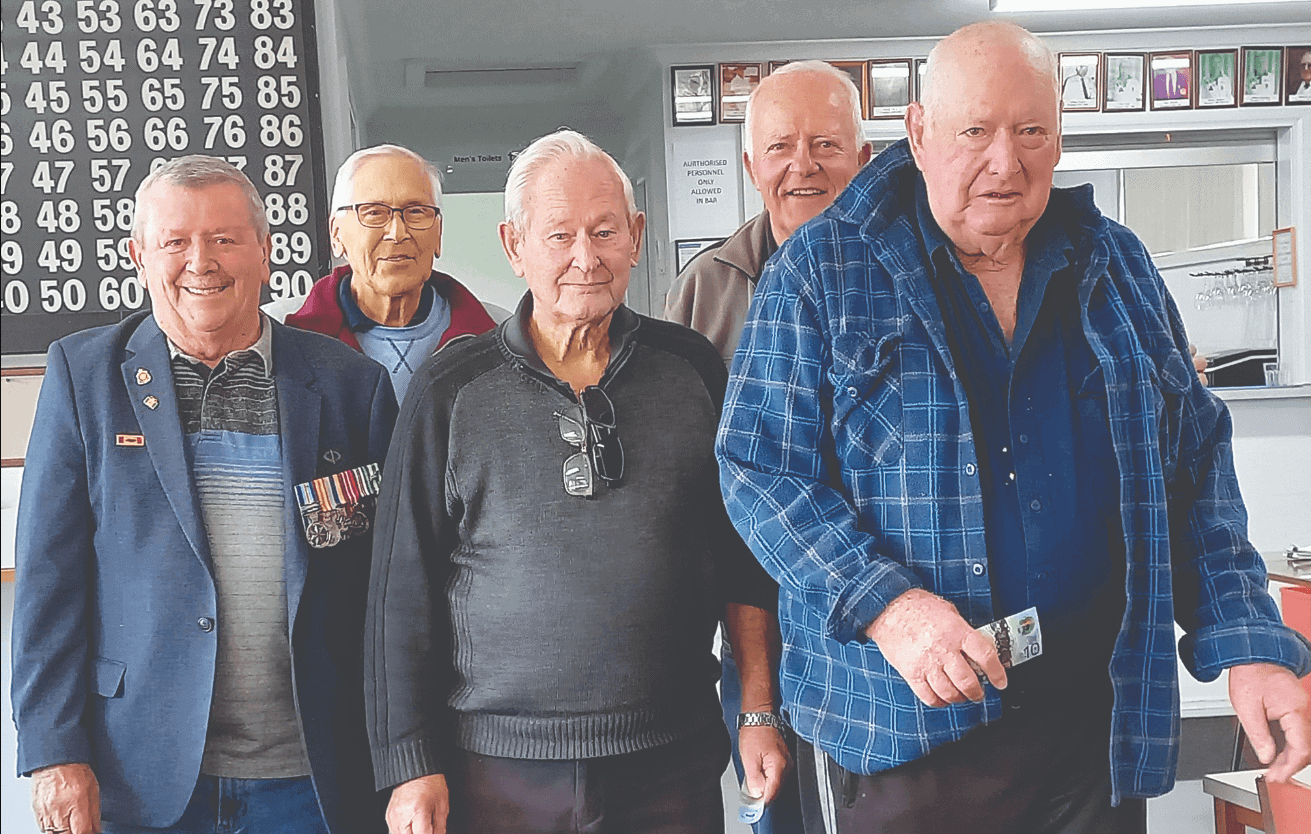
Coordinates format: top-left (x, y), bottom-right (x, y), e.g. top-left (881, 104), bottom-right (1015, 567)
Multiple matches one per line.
top-left (365, 297), bottom-right (774, 789)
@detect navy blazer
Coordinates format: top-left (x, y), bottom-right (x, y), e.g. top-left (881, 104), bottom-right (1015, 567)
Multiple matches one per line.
top-left (11, 312), bottom-right (397, 832)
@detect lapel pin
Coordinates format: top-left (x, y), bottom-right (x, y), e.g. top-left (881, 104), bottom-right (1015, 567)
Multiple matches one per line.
top-left (323, 449), bottom-right (342, 465)
top-left (116, 434), bottom-right (145, 447)
top-left (143, 395), bottom-right (160, 410)
top-left (135, 368), bottom-right (152, 385)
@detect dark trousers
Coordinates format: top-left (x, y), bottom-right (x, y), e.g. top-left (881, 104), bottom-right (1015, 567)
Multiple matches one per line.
top-left (721, 644), bottom-right (806, 833)
top-left (794, 703), bottom-right (1145, 834)
top-left (103, 776), bottom-right (327, 834)
top-left (445, 729), bottom-right (731, 834)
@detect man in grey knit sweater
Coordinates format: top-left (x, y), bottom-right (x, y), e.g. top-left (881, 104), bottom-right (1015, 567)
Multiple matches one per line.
top-left (365, 130), bottom-right (787, 833)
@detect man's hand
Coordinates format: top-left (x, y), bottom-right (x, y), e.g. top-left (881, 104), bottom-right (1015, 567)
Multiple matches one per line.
top-left (386, 774), bottom-right (450, 834)
top-left (31, 762), bottom-right (100, 834)
top-left (865, 589), bottom-right (1007, 707)
top-left (738, 725), bottom-right (791, 805)
top-left (1229, 662), bottom-right (1311, 782)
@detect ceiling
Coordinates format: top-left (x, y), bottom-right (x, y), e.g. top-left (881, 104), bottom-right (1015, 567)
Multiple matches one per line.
top-left (336, 0), bottom-right (1311, 125)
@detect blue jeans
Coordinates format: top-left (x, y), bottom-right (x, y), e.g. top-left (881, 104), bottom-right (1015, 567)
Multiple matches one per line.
top-left (721, 643), bottom-right (804, 834)
top-left (103, 775), bottom-right (328, 834)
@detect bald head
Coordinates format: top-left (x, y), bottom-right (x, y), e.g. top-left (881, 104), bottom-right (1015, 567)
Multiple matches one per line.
top-left (920, 21), bottom-right (1060, 130)
top-left (745, 61), bottom-right (863, 161)
top-left (905, 22), bottom-right (1063, 255)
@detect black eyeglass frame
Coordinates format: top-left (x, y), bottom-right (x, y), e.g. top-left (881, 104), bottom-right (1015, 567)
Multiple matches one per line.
top-left (554, 386), bottom-right (624, 498)
top-left (335, 202), bottom-right (442, 230)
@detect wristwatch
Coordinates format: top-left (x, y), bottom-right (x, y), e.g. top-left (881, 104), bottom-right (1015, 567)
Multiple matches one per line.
top-left (736, 711), bottom-right (785, 731)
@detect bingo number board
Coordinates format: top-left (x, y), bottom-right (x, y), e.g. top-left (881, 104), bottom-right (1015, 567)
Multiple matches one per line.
top-left (1, 0), bottom-right (330, 355)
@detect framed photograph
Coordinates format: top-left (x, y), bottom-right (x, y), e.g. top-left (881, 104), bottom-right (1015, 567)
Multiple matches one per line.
top-left (1104, 53), bottom-right (1146, 111)
top-left (913, 57), bottom-right (928, 102)
top-left (1059, 52), bottom-right (1101, 112)
top-left (1195, 49), bottom-right (1238, 108)
top-left (1272, 227), bottom-right (1298, 288)
top-left (675, 239), bottom-right (722, 273)
top-left (829, 61), bottom-right (869, 116)
top-left (1241, 47), bottom-right (1284, 106)
top-left (768, 60), bottom-right (792, 75)
top-left (868, 59), bottom-right (913, 119)
top-left (1149, 51), bottom-right (1193, 110)
top-left (1285, 46), bottom-right (1311, 105)
top-left (719, 62), bottom-right (762, 123)
top-left (671, 65), bottom-right (715, 126)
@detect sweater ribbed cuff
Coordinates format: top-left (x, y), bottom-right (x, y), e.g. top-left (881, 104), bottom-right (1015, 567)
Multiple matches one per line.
top-left (371, 737), bottom-right (446, 791)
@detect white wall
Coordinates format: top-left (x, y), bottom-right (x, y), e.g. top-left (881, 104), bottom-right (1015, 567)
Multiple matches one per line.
top-left (1, 583), bottom-right (35, 834)
top-left (437, 193), bottom-right (525, 314)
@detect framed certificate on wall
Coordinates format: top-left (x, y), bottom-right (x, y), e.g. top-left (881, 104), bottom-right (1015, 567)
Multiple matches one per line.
top-left (672, 65), bottom-right (715, 126)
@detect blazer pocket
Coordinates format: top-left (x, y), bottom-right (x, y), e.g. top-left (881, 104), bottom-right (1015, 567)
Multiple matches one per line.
top-left (829, 331), bottom-right (904, 467)
top-left (93, 657), bottom-right (126, 698)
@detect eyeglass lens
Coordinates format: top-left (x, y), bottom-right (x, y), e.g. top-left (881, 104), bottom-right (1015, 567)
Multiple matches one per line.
top-left (563, 452), bottom-right (594, 497)
top-left (554, 388), bottom-right (623, 496)
top-left (354, 203), bottom-right (439, 230)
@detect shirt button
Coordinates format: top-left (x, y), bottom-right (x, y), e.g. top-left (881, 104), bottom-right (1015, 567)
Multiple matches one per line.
top-left (972, 563), bottom-right (986, 576)
top-left (1001, 446), bottom-right (1008, 454)
top-left (197, 617), bottom-right (214, 633)
top-left (1030, 499), bottom-right (1042, 511)
top-left (1008, 472), bottom-right (1017, 481)
top-left (1019, 434), bottom-right (1029, 444)
top-left (847, 386), bottom-right (858, 396)
top-left (965, 463), bottom-right (977, 476)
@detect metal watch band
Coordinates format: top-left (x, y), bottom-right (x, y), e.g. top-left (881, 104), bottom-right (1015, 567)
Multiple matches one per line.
top-left (736, 711), bottom-right (785, 730)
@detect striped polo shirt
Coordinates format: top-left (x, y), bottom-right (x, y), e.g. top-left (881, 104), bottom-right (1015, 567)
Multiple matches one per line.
top-left (170, 318), bottom-right (309, 778)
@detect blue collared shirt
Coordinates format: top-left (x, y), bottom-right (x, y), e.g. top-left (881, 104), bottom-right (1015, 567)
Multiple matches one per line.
top-left (717, 140), bottom-right (1310, 801)
top-left (916, 186), bottom-right (1124, 695)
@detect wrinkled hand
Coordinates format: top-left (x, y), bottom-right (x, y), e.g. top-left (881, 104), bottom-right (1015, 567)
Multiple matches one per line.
top-left (386, 774), bottom-right (450, 834)
top-left (31, 762), bottom-right (100, 834)
top-left (1229, 662), bottom-right (1310, 783)
top-left (739, 725), bottom-right (791, 805)
top-left (1189, 344), bottom-right (1208, 385)
top-left (865, 589), bottom-right (1007, 707)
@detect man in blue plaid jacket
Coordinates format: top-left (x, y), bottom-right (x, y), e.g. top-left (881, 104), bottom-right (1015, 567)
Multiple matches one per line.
top-left (717, 22), bottom-right (1310, 834)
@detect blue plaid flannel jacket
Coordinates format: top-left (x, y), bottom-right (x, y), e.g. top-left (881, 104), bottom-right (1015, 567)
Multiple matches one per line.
top-left (716, 140), bottom-right (1311, 802)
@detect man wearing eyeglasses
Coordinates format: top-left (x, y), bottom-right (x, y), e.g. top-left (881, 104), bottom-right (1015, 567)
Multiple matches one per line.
top-left (365, 129), bottom-right (782, 833)
top-left (287, 145), bottom-right (497, 402)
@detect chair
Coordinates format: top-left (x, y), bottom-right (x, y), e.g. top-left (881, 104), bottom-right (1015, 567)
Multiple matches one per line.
top-left (1256, 774), bottom-right (1311, 833)
top-left (1280, 586), bottom-right (1311, 700)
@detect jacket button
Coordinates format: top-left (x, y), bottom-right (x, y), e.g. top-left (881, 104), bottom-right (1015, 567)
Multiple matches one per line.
top-left (965, 463), bottom-right (977, 476)
top-left (972, 563), bottom-right (986, 576)
top-left (197, 617), bottom-right (214, 632)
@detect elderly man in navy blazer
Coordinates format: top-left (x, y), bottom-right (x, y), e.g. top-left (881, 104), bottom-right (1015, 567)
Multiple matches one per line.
top-left (11, 156), bottom-right (397, 834)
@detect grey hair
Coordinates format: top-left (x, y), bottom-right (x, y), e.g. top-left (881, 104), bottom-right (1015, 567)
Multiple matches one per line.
top-left (920, 21), bottom-right (1060, 126)
top-left (503, 129), bottom-right (636, 232)
top-left (330, 144), bottom-right (444, 213)
top-left (132, 154), bottom-right (268, 242)
top-left (744, 60), bottom-right (864, 160)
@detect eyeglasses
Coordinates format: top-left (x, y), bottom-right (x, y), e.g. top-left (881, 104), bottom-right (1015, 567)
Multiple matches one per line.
top-left (336, 202), bottom-right (441, 230)
top-left (554, 386), bottom-right (624, 497)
